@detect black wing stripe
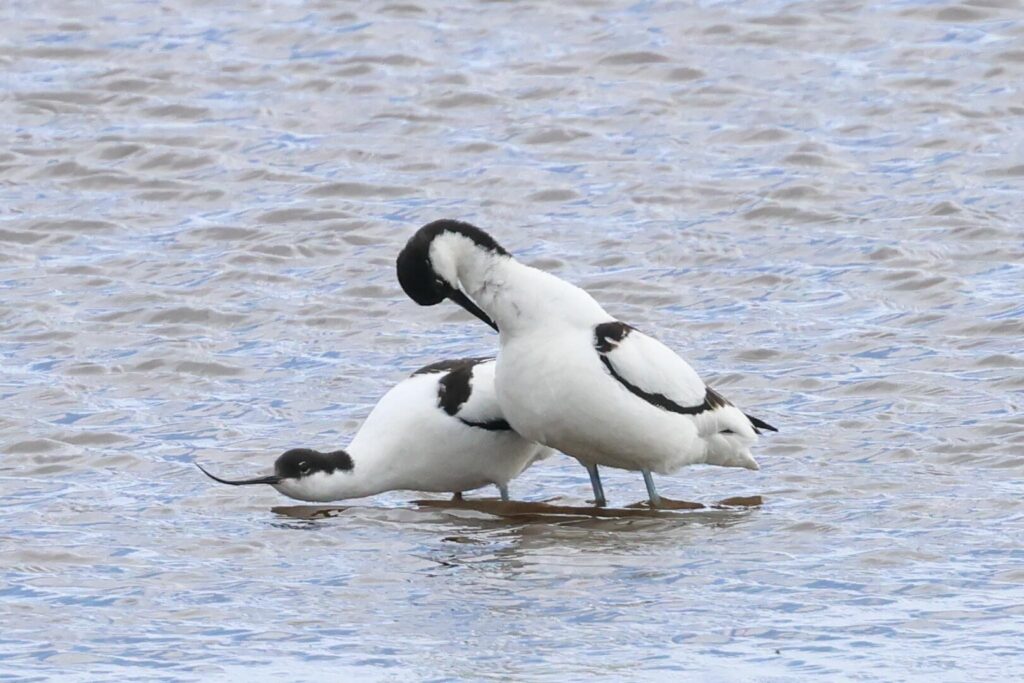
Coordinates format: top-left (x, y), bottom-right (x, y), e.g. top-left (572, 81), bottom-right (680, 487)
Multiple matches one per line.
top-left (459, 418), bottom-right (512, 431)
top-left (596, 321), bottom-right (720, 416)
top-left (595, 323), bottom-right (777, 434)
top-left (598, 354), bottom-right (722, 416)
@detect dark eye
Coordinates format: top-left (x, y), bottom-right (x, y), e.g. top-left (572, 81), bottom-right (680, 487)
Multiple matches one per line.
top-left (298, 461), bottom-right (311, 475)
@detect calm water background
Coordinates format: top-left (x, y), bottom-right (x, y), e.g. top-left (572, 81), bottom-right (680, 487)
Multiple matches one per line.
top-left (2, 0), bottom-right (1023, 680)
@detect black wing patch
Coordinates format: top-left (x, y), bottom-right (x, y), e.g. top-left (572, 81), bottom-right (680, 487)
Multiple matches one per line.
top-left (594, 322), bottom-right (778, 433)
top-left (428, 358), bottom-right (512, 431)
top-left (594, 320), bottom-right (634, 352)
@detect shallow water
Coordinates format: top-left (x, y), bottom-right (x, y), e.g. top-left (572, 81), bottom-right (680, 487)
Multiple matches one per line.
top-left (2, 0), bottom-right (1023, 679)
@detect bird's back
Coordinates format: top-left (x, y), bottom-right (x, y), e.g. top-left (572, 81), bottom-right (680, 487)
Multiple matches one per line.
top-left (349, 358), bottom-right (545, 492)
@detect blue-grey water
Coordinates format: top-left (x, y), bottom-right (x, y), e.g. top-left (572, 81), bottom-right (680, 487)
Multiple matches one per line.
top-left (2, 0), bottom-right (1023, 680)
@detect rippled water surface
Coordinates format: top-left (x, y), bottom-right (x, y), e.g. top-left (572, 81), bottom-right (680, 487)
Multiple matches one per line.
top-left (2, 0), bottom-right (1023, 679)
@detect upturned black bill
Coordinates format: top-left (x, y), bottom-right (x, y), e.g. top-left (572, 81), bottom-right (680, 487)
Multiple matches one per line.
top-left (196, 462), bottom-right (281, 486)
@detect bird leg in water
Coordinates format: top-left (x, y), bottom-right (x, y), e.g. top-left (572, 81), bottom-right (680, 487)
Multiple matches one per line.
top-left (497, 483), bottom-right (509, 502)
top-left (642, 469), bottom-right (662, 508)
top-left (451, 491), bottom-right (463, 502)
top-left (586, 463), bottom-right (607, 507)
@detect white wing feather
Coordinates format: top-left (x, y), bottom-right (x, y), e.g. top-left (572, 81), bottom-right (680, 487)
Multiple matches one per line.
top-left (600, 327), bottom-right (708, 409)
top-left (456, 360), bottom-right (506, 426)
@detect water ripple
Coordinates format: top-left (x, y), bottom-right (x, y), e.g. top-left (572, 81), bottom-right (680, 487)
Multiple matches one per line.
top-left (1, 0), bottom-right (1022, 680)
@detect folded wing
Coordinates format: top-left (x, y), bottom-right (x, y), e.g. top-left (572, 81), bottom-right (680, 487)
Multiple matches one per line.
top-left (594, 321), bottom-right (777, 433)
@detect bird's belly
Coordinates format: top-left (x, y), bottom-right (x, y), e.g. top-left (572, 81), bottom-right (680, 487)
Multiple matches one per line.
top-left (392, 429), bottom-right (541, 492)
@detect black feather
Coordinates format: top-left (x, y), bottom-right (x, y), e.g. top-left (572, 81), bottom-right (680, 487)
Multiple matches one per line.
top-left (745, 414), bottom-right (778, 434)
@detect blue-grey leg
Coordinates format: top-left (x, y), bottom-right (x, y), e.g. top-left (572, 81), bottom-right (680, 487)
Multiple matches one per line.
top-left (586, 463), bottom-right (607, 507)
top-left (642, 469), bottom-right (661, 508)
top-left (497, 483), bottom-right (509, 502)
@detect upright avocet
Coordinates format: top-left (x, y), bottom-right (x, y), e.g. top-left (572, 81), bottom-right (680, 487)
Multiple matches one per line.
top-left (397, 219), bottom-right (776, 507)
top-left (198, 357), bottom-right (549, 502)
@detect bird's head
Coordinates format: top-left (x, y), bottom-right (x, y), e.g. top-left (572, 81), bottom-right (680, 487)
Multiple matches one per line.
top-left (197, 448), bottom-right (355, 503)
top-left (396, 219), bottom-right (507, 332)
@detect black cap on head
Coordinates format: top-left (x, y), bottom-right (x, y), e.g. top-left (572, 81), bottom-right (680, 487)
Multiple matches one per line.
top-left (396, 220), bottom-right (508, 302)
top-left (274, 448), bottom-right (354, 479)
top-left (396, 220), bottom-right (505, 331)
top-left (195, 448), bottom-right (354, 489)
top-left (396, 226), bottom-right (450, 305)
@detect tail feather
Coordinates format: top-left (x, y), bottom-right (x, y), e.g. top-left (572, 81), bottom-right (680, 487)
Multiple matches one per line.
top-left (746, 413), bottom-right (778, 434)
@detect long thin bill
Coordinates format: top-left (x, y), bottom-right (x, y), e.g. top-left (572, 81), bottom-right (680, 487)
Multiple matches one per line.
top-left (196, 462), bottom-right (281, 486)
top-left (448, 289), bottom-right (498, 332)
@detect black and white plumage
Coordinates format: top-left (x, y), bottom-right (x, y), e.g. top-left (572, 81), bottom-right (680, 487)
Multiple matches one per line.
top-left (396, 219), bottom-right (776, 506)
top-left (198, 358), bottom-right (549, 503)
top-left (594, 321), bottom-right (776, 435)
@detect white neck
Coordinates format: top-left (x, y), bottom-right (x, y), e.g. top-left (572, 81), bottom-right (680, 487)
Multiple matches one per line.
top-left (438, 234), bottom-right (610, 335)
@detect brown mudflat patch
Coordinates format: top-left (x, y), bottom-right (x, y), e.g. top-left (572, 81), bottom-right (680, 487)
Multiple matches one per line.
top-left (272, 496), bottom-right (762, 521)
top-left (272, 505), bottom-right (356, 520)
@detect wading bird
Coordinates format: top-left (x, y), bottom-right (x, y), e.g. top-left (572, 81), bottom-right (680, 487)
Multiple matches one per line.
top-left (198, 357), bottom-right (549, 502)
top-left (396, 219), bottom-right (775, 507)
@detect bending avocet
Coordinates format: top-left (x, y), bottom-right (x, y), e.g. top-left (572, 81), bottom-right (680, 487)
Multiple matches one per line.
top-left (198, 357), bottom-right (549, 502)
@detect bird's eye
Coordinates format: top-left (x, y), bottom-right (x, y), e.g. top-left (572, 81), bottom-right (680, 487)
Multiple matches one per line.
top-left (298, 462), bottom-right (311, 474)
